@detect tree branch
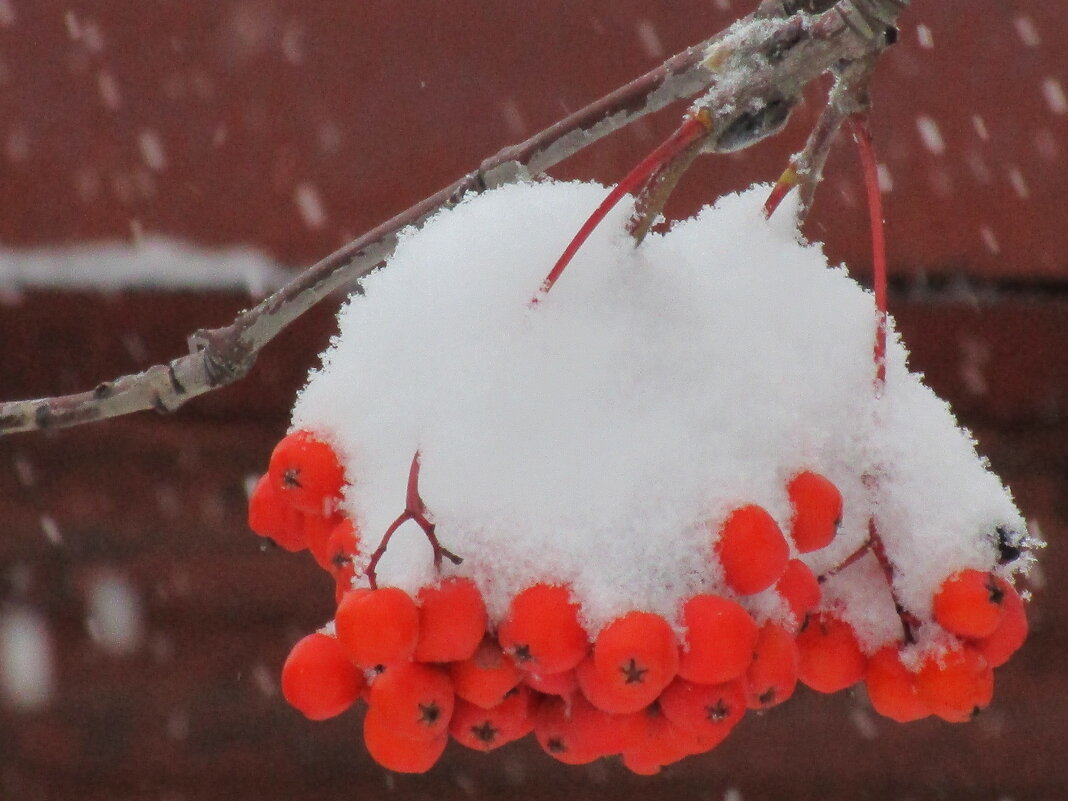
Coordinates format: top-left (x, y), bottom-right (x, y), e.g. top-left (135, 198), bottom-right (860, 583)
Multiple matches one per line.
top-left (0, 0), bottom-right (908, 436)
top-left (763, 55), bottom-right (879, 220)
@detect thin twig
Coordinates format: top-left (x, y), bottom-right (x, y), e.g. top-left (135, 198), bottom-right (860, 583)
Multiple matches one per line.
top-left (621, 3), bottom-right (899, 247)
top-left (0, 0), bottom-right (908, 436)
top-left (764, 56), bottom-right (878, 221)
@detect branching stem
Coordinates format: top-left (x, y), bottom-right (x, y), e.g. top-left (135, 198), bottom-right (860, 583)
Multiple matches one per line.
top-left (763, 56), bottom-right (878, 221)
top-left (364, 451), bottom-right (462, 590)
top-left (1, 0), bottom-right (908, 436)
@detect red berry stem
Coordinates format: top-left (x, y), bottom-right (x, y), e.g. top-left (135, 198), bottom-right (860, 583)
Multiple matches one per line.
top-left (868, 519), bottom-right (922, 643)
top-left (790, 114), bottom-right (917, 644)
top-left (532, 111), bottom-right (712, 303)
top-left (848, 113), bottom-right (888, 390)
top-left (817, 539), bottom-right (874, 583)
top-left (762, 161), bottom-right (799, 219)
top-left (366, 450), bottom-right (462, 590)
top-left (817, 515), bottom-right (919, 643)
top-left (848, 114), bottom-right (919, 642)
top-left (405, 448), bottom-right (428, 515)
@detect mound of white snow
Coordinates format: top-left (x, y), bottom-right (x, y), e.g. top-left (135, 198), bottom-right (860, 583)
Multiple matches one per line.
top-left (292, 179), bottom-right (1026, 652)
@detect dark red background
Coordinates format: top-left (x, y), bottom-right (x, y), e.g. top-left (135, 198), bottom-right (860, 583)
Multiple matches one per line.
top-left (1, 2), bottom-right (1065, 800)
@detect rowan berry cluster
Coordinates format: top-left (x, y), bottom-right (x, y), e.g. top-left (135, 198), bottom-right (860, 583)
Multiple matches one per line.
top-left (249, 430), bottom-right (1030, 775)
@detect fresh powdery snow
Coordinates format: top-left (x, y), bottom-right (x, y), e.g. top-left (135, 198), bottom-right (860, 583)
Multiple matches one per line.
top-left (292, 179), bottom-right (1028, 654)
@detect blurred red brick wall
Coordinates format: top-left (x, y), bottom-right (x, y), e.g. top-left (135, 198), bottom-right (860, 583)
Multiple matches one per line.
top-left (1, 3), bottom-right (1066, 801)
top-left (1, 0), bottom-right (1064, 278)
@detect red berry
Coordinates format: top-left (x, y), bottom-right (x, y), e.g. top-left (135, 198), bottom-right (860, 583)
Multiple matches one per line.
top-left (324, 518), bottom-right (361, 595)
top-left (796, 613), bottom-right (867, 694)
top-left (915, 645), bottom-right (994, 723)
top-left (248, 474), bottom-right (306, 552)
top-left (678, 594), bottom-right (758, 684)
top-left (571, 693), bottom-right (645, 755)
top-left (449, 638), bottom-right (522, 709)
top-left (497, 583), bottom-right (589, 675)
top-left (449, 686), bottom-right (534, 752)
top-left (715, 505), bottom-right (790, 595)
top-left (281, 633), bottom-right (365, 721)
top-left (363, 706), bottom-right (447, 773)
top-left (335, 587), bottom-right (419, 668)
top-left (368, 661), bottom-right (455, 741)
top-left (933, 569), bottom-right (1006, 639)
top-left (744, 623), bottom-right (799, 709)
top-left (414, 577), bottom-right (487, 663)
top-left (577, 612), bottom-right (678, 714)
top-left (865, 646), bottom-right (930, 723)
top-left (305, 513), bottom-right (343, 569)
top-left (268, 430), bottom-right (346, 516)
top-left (533, 693), bottom-right (643, 765)
top-left (975, 577), bottom-right (1028, 668)
top-left (787, 471), bottom-right (843, 553)
top-left (621, 706), bottom-right (702, 775)
top-left (659, 677), bottom-right (746, 742)
top-left (523, 668), bottom-right (579, 697)
top-left (532, 694), bottom-right (606, 765)
top-left (776, 559), bottom-right (822, 630)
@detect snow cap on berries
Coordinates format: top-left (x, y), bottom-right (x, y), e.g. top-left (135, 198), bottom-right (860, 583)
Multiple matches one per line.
top-left (292, 179), bottom-right (1028, 650)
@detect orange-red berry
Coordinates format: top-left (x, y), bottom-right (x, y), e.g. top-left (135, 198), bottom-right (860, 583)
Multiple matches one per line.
top-left (533, 693), bottom-right (643, 765)
top-left (572, 693), bottom-right (645, 755)
top-left (678, 594), bottom-right (758, 684)
top-left (933, 569), bottom-right (1006, 639)
top-left (577, 612), bottom-right (678, 714)
top-left (796, 612), bottom-right (867, 694)
top-left (414, 577), bottom-right (487, 663)
top-left (975, 577), bottom-right (1028, 668)
top-left (621, 706), bottom-right (703, 775)
top-left (787, 471), bottom-right (843, 553)
top-left (324, 518), bottom-right (361, 597)
top-left (533, 694), bottom-right (607, 765)
top-left (281, 632), bottom-right (365, 721)
top-left (497, 583), bottom-right (590, 675)
top-left (744, 623), bottom-right (799, 709)
top-left (335, 586), bottom-right (419, 668)
top-left (248, 474), bottom-right (306, 552)
top-left (864, 646), bottom-right (930, 723)
top-left (368, 661), bottom-right (455, 742)
top-left (776, 558), bottom-right (822, 629)
top-left (659, 677), bottom-right (746, 742)
top-left (449, 638), bottom-right (522, 709)
top-left (363, 706), bottom-right (448, 773)
top-left (915, 646), bottom-right (994, 723)
top-left (268, 430), bottom-right (346, 516)
top-left (449, 686), bottom-right (534, 752)
top-left (305, 513), bottom-right (342, 569)
top-left (715, 505), bottom-right (790, 595)
top-left (523, 668), bottom-right (578, 697)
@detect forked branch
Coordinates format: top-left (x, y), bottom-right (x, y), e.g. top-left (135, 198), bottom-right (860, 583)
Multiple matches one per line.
top-left (0, 0), bottom-right (909, 436)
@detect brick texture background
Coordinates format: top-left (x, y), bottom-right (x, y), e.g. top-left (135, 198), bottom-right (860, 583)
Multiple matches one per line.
top-left (1, 2), bottom-right (1065, 800)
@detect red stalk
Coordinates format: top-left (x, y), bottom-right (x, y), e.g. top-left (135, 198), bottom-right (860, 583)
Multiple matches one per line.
top-left (366, 450), bottom-right (462, 590)
top-left (847, 114), bottom-right (916, 642)
top-left (762, 162), bottom-right (799, 219)
top-left (849, 114), bottom-right (888, 389)
top-left (532, 113), bottom-right (711, 302)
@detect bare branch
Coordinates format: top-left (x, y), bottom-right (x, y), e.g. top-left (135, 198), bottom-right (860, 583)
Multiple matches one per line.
top-left (0, 0), bottom-right (909, 437)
